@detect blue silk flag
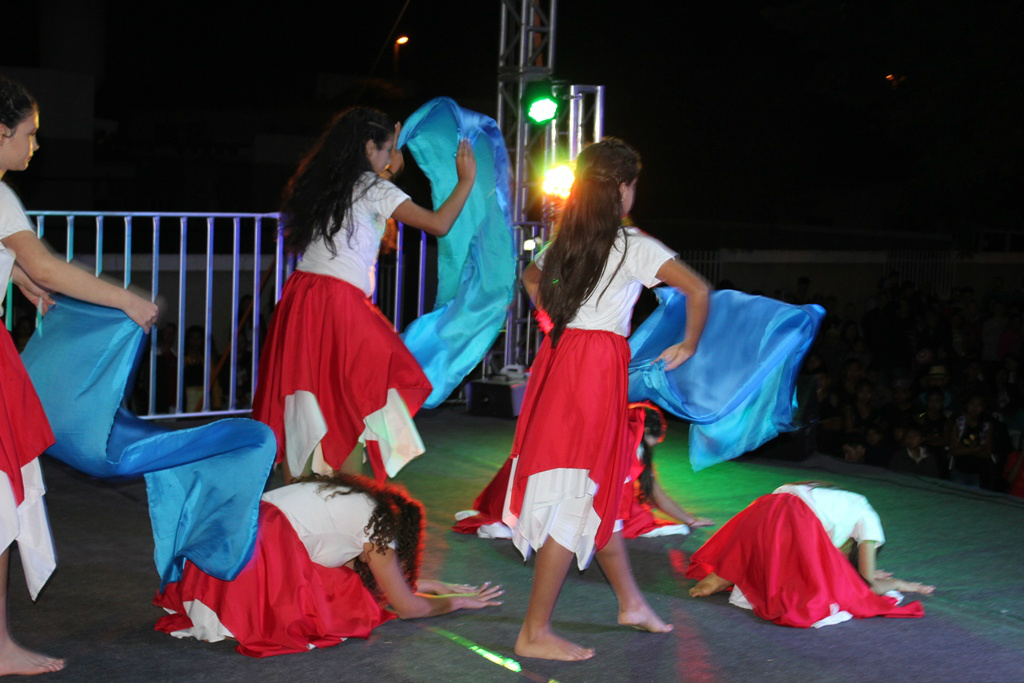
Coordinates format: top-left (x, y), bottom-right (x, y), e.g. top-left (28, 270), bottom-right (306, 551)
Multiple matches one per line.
top-left (21, 296), bottom-right (274, 587)
top-left (628, 288), bottom-right (824, 470)
top-left (397, 97), bottom-right (516, 407)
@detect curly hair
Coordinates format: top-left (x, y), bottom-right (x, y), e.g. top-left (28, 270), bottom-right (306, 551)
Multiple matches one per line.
top-left (280, 106), bottom-right (395, 256)
top-left (0, 75), bottom-right (36, 131)
top-left (538, 138), bottom-right (641, 346)
top-left (292, 472), bottom-right (424, 604)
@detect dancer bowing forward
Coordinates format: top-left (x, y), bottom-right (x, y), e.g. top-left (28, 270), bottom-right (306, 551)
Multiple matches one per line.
top-left (252, 107), bottom-right (476, 482)
top-left (155, 474), bottom-right (503, 657)
top-left (687, 482), bottom-right (934, 627)
top-left (506, 138), bottom-right (710, 661)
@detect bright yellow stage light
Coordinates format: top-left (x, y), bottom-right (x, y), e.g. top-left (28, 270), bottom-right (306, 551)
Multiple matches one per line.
top-left (542, 164), bottom-right (575, 199)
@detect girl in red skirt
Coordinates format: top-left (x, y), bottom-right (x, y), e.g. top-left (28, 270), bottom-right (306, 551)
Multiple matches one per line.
top-left (252, 107), bottom-right (476, 482)
top-left (619, 402), bottom-right (714, 538)
top-left (1, 75), bottom-right (157, 676)
top-left (507, 139), bottom-right (711, 661)
top-left (154, 473), bottom-right (502, 657)
top-left (686, 482), bottom-right (934, 627)
top-left (453, 402), bottom-right (713, 539)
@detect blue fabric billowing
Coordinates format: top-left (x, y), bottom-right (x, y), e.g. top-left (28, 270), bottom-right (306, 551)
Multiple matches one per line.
top-left (397, 97), bottom-right (516, 407)
top-left (21, 296), bottom-right (274, 587)
top-left (628, 288), bottom-right (824, 471)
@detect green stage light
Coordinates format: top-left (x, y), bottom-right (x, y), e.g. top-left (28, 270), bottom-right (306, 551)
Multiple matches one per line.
top-left (523, 79), bottom-right (559, 124)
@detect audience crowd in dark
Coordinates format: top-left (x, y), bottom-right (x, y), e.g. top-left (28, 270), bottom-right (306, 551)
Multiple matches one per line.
top-left (786, 273), bottom-right (1024, 497)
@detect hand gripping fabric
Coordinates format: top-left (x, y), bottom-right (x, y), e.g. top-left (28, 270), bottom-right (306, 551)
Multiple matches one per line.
top-left (21, 296), bottom-right (275, 587)
top-left (628, 288), bottom-right (824, 470)
top-left (397, 97), bottom-right (517, 407)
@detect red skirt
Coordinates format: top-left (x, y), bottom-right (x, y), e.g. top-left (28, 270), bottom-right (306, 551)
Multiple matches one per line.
top-left (618, 485), bottom-right (679, 538)
top-left (454, 466), bottom-right (675, 540)
top-left (686, 493), bottom-right (924, 627)
top-left (251, 272), bottom-right (432, 471)
top-left (0, 325), bottom-right (55, 506)
top-left (154, 501), bottom-right (394, 657)
top-left (506, 329), bottom-right (638, 553)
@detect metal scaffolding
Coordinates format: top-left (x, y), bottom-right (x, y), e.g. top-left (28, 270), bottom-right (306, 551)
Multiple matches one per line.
top-left (495, 1), bottom-right (608, 370)
top-left (496, 0), bottom-right (556, 369)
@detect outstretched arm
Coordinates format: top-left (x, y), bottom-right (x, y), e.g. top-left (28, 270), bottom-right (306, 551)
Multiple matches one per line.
top-left (650, 481), bottom-right (712, 528)
top-left (2, 231), bottom-right (158, 332)
top-left (364, 545), bottom-right (503, 619)
top-left (653, 258), bottom-right (710, 370)
top-left (390, 138), bottom-right (477, 237)
top-left (857, 541), bottom-right (935, 595)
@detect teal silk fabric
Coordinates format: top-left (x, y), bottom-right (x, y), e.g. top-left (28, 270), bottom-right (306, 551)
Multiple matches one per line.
top-left (21, 296), bottom-right (274, 587)
top-left (628, 289), bottom-right (824, 470)
top-left (397, 97), bottom-right (516, 407)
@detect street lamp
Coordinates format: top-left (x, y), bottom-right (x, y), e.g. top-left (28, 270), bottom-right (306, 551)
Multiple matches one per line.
top-left (393, 35), bottom-right (409, 78)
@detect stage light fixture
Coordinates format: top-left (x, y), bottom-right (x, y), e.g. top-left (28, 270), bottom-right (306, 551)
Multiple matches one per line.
top-left (523, 79), bottom-right (559, 124)
top-left (542, 164), bottom-right (575, 199)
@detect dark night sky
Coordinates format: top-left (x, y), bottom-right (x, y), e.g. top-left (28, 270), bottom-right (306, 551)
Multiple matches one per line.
top-left (2, 1), bottom-right (1021, 248)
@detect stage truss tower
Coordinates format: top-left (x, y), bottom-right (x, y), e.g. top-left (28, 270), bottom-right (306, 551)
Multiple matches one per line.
top-left (496, 1), bottom-right (607, 369)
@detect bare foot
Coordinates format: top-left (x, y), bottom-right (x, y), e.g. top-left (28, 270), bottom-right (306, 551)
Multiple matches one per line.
top-left (618, 604), bottom-right (673, 633)
top-left (689, 572), bottom-right (733, 597)
top-left (515, 627), bottom-right (595, 661)
top-left (900, 581), bottom-right (935, 595)
top-left (0, 639), bottom-right (65, 676)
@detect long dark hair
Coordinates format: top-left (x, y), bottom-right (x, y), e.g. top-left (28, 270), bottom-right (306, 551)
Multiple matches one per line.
top-left (0, 75), bottom-right (36, 131)
top-left (632, 402), bottom-right (666, 504)
top-left (281, 107), bottom-right (394, 256)
top-left (293, 472), bottom-right (424, 604)
top-left (538, 138), bottom-right (641, 345)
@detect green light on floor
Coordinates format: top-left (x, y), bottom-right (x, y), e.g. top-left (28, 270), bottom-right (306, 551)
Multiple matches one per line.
top-left (429, 627), bottom-right (560, 682)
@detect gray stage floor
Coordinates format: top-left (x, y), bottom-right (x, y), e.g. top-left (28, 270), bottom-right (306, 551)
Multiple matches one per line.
top-left (7, 407), bottom-right (1024, 682)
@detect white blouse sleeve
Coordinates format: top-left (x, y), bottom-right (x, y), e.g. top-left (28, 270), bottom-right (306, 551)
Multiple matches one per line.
top-left (622, 229), bottom-right (676, 287)
top-left (364, 177), bottom-right (411, 220)
top-left (0, 183), bottom-right (34, 241)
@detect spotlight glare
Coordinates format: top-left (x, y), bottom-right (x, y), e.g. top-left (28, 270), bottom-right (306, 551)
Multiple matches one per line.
top-left (522, 79), bottom-right (560, 124)
top-left (527, 97), bottom-right (558, 124)
top-left (396, 35), bottom-right (409, 45)
top-left (523, 238), bottom-right (537, 251)
top-left (542, 164), bottom-right (575, 199)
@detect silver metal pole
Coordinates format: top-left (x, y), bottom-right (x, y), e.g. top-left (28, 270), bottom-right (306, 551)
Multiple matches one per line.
top-left (95, 216), bottom-right (104, 276)
top-left (394, 222), bottom-right (404, 332)
top-left (228, 217), bottom-right (240, 410)
top-left (202, 217), bottom-right (214, 413)
top-left (417, 230), bottom-right (427, 317)
top-left (251, 216), bottom-right (263, 400)
top-left (65, 216), bottom-right (74, 262)
top-left (175, 217), bottom-right (187, 414)
top-left (147, 217), bottom-right (161, 416)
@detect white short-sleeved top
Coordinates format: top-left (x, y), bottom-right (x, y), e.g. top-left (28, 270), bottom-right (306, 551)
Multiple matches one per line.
top-left (774, 484), bottom-right (885, 547)
top-left (296, 172), bottom-right (410, 297)
top-left (534, 227), bottom-right (676, 337)
top-left (0, 182), bottom-right (35, 313)
top-left (262, 482), bottom-right (381, 568)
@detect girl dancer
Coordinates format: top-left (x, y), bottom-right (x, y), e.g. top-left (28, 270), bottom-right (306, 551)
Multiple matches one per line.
top-left (621, 402), bottom-right (713, 537)
top-left (453, 402), bottom-right (712, 539)
top-left (1, 75), bottom-right (157, 676)
top-left (506, 138), bottom-right (710, 661)
top-left (252, 107), bottom-right (476, 482)
top-left (687, 482), bottom-right (934, 627)
top-left (154, 473), bottom-right (503, 657)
